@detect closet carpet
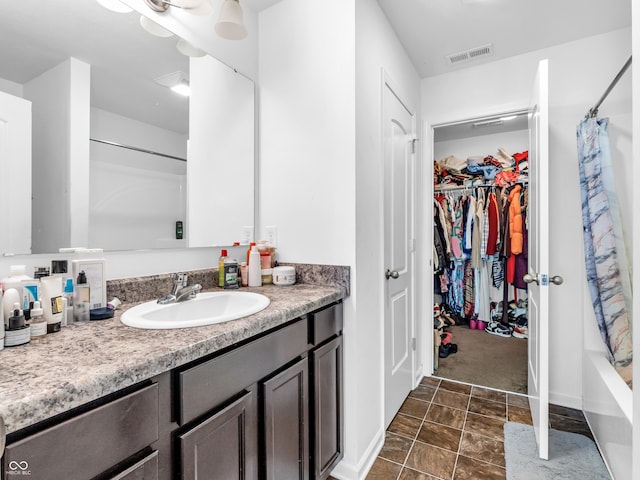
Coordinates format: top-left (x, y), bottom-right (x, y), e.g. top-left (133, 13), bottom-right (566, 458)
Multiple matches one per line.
top-left (435, 325), bottom-right (528, 394)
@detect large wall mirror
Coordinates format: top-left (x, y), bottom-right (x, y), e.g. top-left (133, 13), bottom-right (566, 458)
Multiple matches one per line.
top-left (0, 0), bottom-right (254, 255)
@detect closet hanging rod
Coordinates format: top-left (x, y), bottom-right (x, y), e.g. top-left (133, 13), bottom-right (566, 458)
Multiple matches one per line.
top-left (588, 55), bottom-right (632, 118)
top-left (90, 138), bottom-right (187, 162)
top-left (434, 180), bottom-right (528, 193)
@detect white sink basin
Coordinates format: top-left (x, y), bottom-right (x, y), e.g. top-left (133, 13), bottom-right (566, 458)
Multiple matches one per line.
top-left (121, 291), bottom-right (270, 329)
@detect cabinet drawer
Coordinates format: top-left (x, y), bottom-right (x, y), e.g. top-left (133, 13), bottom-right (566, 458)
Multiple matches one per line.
top-left (4, 383), bottom-right (158, 480)
top-left (309, 302), bottom-right (343, 346)
top-left (178, 319), bottom-right (307, 425)
top-left (108, 451), bottom-right (158, 480)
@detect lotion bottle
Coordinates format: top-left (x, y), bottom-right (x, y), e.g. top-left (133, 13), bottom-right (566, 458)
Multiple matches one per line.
top-left (248, 246), bottom-right (262, 287)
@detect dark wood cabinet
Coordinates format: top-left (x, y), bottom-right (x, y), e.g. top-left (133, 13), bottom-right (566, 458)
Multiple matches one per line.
top-left (262, 357), bottom-right (309, 480)
top-left (3, 383), bottom-right (159, 480)
top-left (178, 388), bottom-right (258, 480)
top-left (109, 451), bottom-right (159, 480)
top-left (2, 301), bottom-right (343, 480)
top-left (311, 335), bottom-right (343, 480)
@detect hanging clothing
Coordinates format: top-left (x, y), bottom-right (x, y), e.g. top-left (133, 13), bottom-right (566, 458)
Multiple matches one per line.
top-left (576, 117), bottom-right (632, 386)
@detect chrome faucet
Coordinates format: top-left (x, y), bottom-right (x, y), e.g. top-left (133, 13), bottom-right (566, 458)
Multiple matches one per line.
top-left (174, 283), bottom-right (202, 302)
top-left (157, 273), bottom-right (202, 304)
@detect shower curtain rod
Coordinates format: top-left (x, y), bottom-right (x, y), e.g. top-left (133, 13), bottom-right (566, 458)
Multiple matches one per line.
top-left (588, 55), bottom-right (632, 118)
top-left (90, 138), bottom-right (187, 162)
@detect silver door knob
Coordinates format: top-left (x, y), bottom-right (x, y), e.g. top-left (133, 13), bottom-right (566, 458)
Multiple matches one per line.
top-left (523, 273), bottom-right (564, 286)
top-left (385, 269), bottom-right (399, 280)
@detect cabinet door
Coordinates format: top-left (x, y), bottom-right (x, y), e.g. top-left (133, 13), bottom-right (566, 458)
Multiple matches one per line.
top-left (179, 388), bottom-right (258, 480)
top-left (311, 336), bottom-right (343, 480)
top-left (262, 357), bottom-right (309, 480)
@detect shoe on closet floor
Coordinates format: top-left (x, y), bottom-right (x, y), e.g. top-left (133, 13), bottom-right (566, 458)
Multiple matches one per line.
top-left (512, 316), bottom-right (528, 339)
top-left (439, 343), bottom-right (458, 358)
top-left (484, 321), bottom-right (513, 338)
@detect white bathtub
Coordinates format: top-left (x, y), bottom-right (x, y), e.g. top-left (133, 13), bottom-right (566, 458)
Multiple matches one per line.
top-left (582, 350), bottom-right (632, 480)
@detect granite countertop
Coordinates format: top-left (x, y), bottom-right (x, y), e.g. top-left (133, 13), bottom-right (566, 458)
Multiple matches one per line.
top-left (0, 283), bottom-right (345, 435)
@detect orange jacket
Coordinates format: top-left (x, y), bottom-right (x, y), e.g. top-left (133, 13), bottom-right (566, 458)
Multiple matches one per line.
top-left (509, 185), bottom-right (523, 255)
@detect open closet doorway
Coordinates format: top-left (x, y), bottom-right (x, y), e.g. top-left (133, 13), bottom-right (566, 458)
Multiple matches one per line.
top-left (431, 109), bottom-right (530, 395)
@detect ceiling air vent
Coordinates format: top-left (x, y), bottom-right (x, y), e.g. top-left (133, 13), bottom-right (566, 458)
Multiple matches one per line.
top-left (446, 43), bottom-right (494, 65)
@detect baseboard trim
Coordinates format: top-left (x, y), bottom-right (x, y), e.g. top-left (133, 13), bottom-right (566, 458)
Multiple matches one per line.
top-left (549, 391), bottom-right (582, 410)
top-left (330, 428), bottom-right (385, 480)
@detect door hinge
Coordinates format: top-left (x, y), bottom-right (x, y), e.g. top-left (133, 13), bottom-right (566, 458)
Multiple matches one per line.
top-left (412, 338), bottom-right (417, 351)
top-left (410, 137), bottom-right (418, 154)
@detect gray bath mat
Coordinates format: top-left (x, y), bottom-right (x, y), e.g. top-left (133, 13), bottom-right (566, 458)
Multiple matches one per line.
top-left (504, 422), bottom-right (610, 479)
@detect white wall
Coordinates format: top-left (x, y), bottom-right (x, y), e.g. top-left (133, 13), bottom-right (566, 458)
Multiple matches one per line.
top-left (188, 55), bottom-right (255, 247)
top-left (422, 27), bottom-right (632, 408)
top-left (25, 58), bottom-right (91, 254)
top-left (260, 1), bottom-right (420, 479)
top-left (258, 0), bottom-right (355, 265)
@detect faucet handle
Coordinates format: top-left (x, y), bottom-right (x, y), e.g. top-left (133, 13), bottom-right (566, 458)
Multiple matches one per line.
top-left (174, 272), bottom-right (188, 287)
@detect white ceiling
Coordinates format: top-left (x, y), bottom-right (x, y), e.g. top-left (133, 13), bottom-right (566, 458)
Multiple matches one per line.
top-left (376, 0), bottom-right (631, 78)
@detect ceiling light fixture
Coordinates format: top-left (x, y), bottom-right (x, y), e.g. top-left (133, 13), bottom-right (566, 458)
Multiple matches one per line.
top-left (215, 0), bottom-right (248, 40)
top-left (143, 0), bottom-right (213, 15)
top-left (155, 71), bottom-right (191, 97)
top-left (472, 119), bottom-right (504, 128)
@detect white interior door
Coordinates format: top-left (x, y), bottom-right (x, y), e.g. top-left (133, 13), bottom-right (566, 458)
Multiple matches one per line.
top-left (383, 76), bottom-right (416, 427)
top-left (526, 59), bottom-right (550, 460)
top-left (0, 91), bottom-right (31, 255)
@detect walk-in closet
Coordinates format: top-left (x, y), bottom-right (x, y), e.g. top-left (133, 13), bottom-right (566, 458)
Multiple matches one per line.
top-left (432, 112), bottom-right (530, 394)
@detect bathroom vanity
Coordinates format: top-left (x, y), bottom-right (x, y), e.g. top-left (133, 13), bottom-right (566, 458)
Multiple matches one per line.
top-left (0, 282), bottom-right (345, 480)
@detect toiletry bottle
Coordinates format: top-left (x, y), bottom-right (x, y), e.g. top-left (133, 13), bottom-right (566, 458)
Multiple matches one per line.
top-left (40, 276), bottom-right (63, 333)
top-left (248, 246), bottom-right (262, 287)
top-left (70, 248), bottom-right (106, 310)
top-left (2, 288), bottom-right (21, 325)
top-left (63, 278), bottom-right (74, 325)
top-left (28, 301), bottom-right (46, 340)
top-left (1, 265), bottom-right (33, 303)
top-left (223, 257), bottom-right (240, 289)
top-left (73, 271), bottom-right (90, 324)
top-left (218, 249), bottom-right (228, 288)
top-left (240, 262), bottom-right (248, 287)
top-left (246, 242), bottom-right (256, 265)
top-left (5, 304), bottom-right (30, 347)
top-left (21, 279), bottom-right (39, 317)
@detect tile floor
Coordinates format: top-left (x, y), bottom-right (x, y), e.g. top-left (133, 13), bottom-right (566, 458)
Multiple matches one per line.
top-left (331, 376), bottom-right (594, 480)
